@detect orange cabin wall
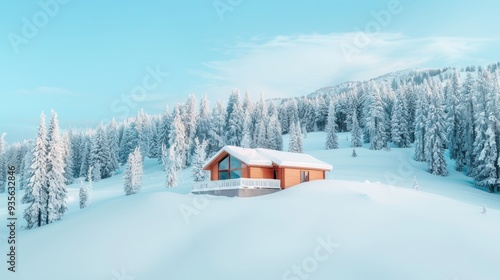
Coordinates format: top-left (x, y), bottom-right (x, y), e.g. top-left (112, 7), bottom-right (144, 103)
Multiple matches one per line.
top-left (282, 168), bottom-right (326, 189)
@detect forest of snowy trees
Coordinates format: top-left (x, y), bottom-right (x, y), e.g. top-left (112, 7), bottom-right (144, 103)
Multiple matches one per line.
top-left (0, 63), bottom-right (499, 228)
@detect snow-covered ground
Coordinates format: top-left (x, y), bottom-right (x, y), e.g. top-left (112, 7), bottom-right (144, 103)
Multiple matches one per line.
top-left (0, 132), bottom-right (499, 280)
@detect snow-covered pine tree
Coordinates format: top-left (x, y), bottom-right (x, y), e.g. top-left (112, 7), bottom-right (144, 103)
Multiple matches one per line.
top-left (79, 179), bottom-right (89, 209)
top-left (424, 98), bottom-right (448, 176)
top-left (124, 147), bottom-right (143, 195)
top-left (0, 132), bottom-right (6, 193)
top-left (325, 102), bottom-right (339, 149)
top-left (481, 205), bottom-right (488, 214)
top-left (23, 113), bottom-right (48, 228)
top-left (267, 108), bottom-right (283, 151)
top-left (412, 176), bottom-right (419, 191)
top-left (119, 121), bottom-right (139, 164)
top-left (169, 109), bottom-right (189, 168)
top-left (79, 140), bottom-right (91, 178)
top-left (445, 71), bottom-right (463, 164)
top-left (45, 110), bottom-right (67, 224)
top-left (461, 72), bottom-right (477, 175)
top-left (19, 146), bottom-right (33, 190)
top-left (240, 110), bottom-right (253, 148)
top-left (473, 113), bottom-right (498, 189)
top-left (164, 146), bottom-right (179, 188)
top-left (91, 162), bottom-right (101, 182)
top-left (157, 106), bottom-right (172, 157)
top-left (225, 96), bottom-right (245, 146)
top-left (61, 132), bottom-right (74, 184)
top-left (390, 93), bottom-right (410, 148)
top-left (107, 119), bottom-right (120, 170)
top-left (207, 101), bottom-right (227, 157)
top-left (414, 85), bottom-right (430, 162)
top-left (192, 139), bottom-right (209, 182)
top-left (295, 122), bottom-right (303, 153)
top-left (252, 93), bottom-right (269, 148)
top-left (351, 111), bottom-right (362, 147)
top-left (195, 95), bottom-right (211, 143)
top-left (352, 148), bottom-right (357, 157)
top-left (365, 83), bottom-right (387, 150)
top-left (90, 125), bottom-right (115, 179)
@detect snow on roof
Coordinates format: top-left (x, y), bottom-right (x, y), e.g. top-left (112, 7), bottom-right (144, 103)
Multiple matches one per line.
top-left (204, 146), bottom-right (332, 170)
top-left (255, 148), bottom-right (333, 170)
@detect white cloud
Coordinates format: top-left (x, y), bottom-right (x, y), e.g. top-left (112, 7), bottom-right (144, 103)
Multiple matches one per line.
top-left (16, 86), bottom-right (79, 97)
top-left (193, 33), bottom-right (497, 100)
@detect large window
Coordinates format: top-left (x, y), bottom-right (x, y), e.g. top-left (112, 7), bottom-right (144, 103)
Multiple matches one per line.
top-left (218, 155), bottom-right (243, 180)
top-left (300, 171), bottom-right (309, 183)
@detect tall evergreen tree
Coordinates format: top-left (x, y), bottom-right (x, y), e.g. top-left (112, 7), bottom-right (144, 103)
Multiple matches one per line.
top-left (164, 146), bottom-right (179, 188)
top-left (366, 84), bottom-right (387, 150)
top-left (325, 103), bottom-right (339, 149)
top-left (351, 111), bottom-right (362, 147)
top-left (23, 113), bottom-right (48, 228)
top-left (424, 99), bottom-right (448, 176)
top-left (267, 108), bottom-right (283, 151)
top-left (124, 147), bottom-right (143, 195)
top-left (192, 139), bottom-right (209, 182)
top-left (390, 93), bottom-right (410, 148)
top-left (45, 110), bottom-right (67, 224)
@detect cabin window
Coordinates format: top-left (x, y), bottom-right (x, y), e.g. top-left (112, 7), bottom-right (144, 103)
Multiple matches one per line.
top-left (300, 171), bottom-right (309, 183)
top-left (273, 170), bottom-right (278, 179)
top-left (218, 155), bottom-right (243, 180)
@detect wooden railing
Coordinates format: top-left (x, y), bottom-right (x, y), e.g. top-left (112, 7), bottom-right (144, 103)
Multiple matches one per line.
top-left (192, 178), bottom-right (281, 191)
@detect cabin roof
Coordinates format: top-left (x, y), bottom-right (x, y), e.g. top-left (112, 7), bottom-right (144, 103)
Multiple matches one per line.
top-left (204, 145), bottom-right (333, 171)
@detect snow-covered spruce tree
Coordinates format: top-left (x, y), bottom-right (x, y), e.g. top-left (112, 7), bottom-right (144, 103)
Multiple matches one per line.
top-left (195, 95), bottom-right (211, 143)
top-left (79, 180), bottom-right (89, 209)
top-left (461, 72), bottom-right (477, 175)
top-left (225, 96), bottom-right (245, 146)
top-left (119, 121), bottom-right (139, 164)
top-left (325, 102), bottom-right (339, 149)
top-left (90, 125), bottom-right (115, 180)
top-left (352, 148), bottom-right (357, 157)
top-left (107, 119), bottom-right (120, 170)
top-left (192, 139), bottom-right (209, 182)
top-left (414, 85), bottom-right (429, 162)
top-left (473, 113), bottom-right (498, 189)
top-left (62, 132), bottom-right (74, 184)
top-left (164, 146), bottom-right (179, 188)
top-left (351, 111), bottom-right (362, 147)
top-left (424, 99), bottom-right (448, 176)
top-left (267, 108), bottom-right (283, 151)
top-left (365, 84), bottom-right (387, 150)
top-left (169, 106), bottom-right (189, 167)
top-left (19, 147), bottom-right (33, 190)
top-left (0, 132), bottom-right (6, 193)
top-left (23, 113), bottom-right (48, 228)
top-left (124, 147), bottom-right (143, 195)
top-left (157, 106), bottom-right (172, 157)
top-left (240, 110), bottom-right (253, 148)
top-left (288, 122), bottom-right (303, 153)
top-left (252, 94), bottom-right (269, 148)
top-left (390, 93), bottom-right (410, 148)
top-left (207, 101), bottom-right (227, 157)
top-left (45, 110), bottom-right (68, 224)
top-left (136, 109), bottom-right (152, 158)
top-left (445, 71), bottom-right (462, 163)
top-left (79, 140), bottom-right (91, 178)
top-left (91, 162), bottom-right (101, 182)
top-left (183, 94), bottom-right (199, 161)
top-left (412, 176), bottom-right (419, 191)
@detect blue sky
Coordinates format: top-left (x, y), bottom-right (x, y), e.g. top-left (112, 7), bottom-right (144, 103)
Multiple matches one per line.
top-left (1, 0), bottom-right (500, 142)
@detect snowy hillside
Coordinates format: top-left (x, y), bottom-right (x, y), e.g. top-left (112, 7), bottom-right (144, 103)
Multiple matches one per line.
top-left (1, 132), bottom-right (499, 280)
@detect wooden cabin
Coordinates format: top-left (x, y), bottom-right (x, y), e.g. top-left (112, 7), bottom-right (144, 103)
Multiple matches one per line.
top-left (191, 146), bottom-right (333, 197)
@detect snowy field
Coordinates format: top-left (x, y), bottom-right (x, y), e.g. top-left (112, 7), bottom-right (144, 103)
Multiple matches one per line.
top-left (1, 132), bottom-right (499, 280)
